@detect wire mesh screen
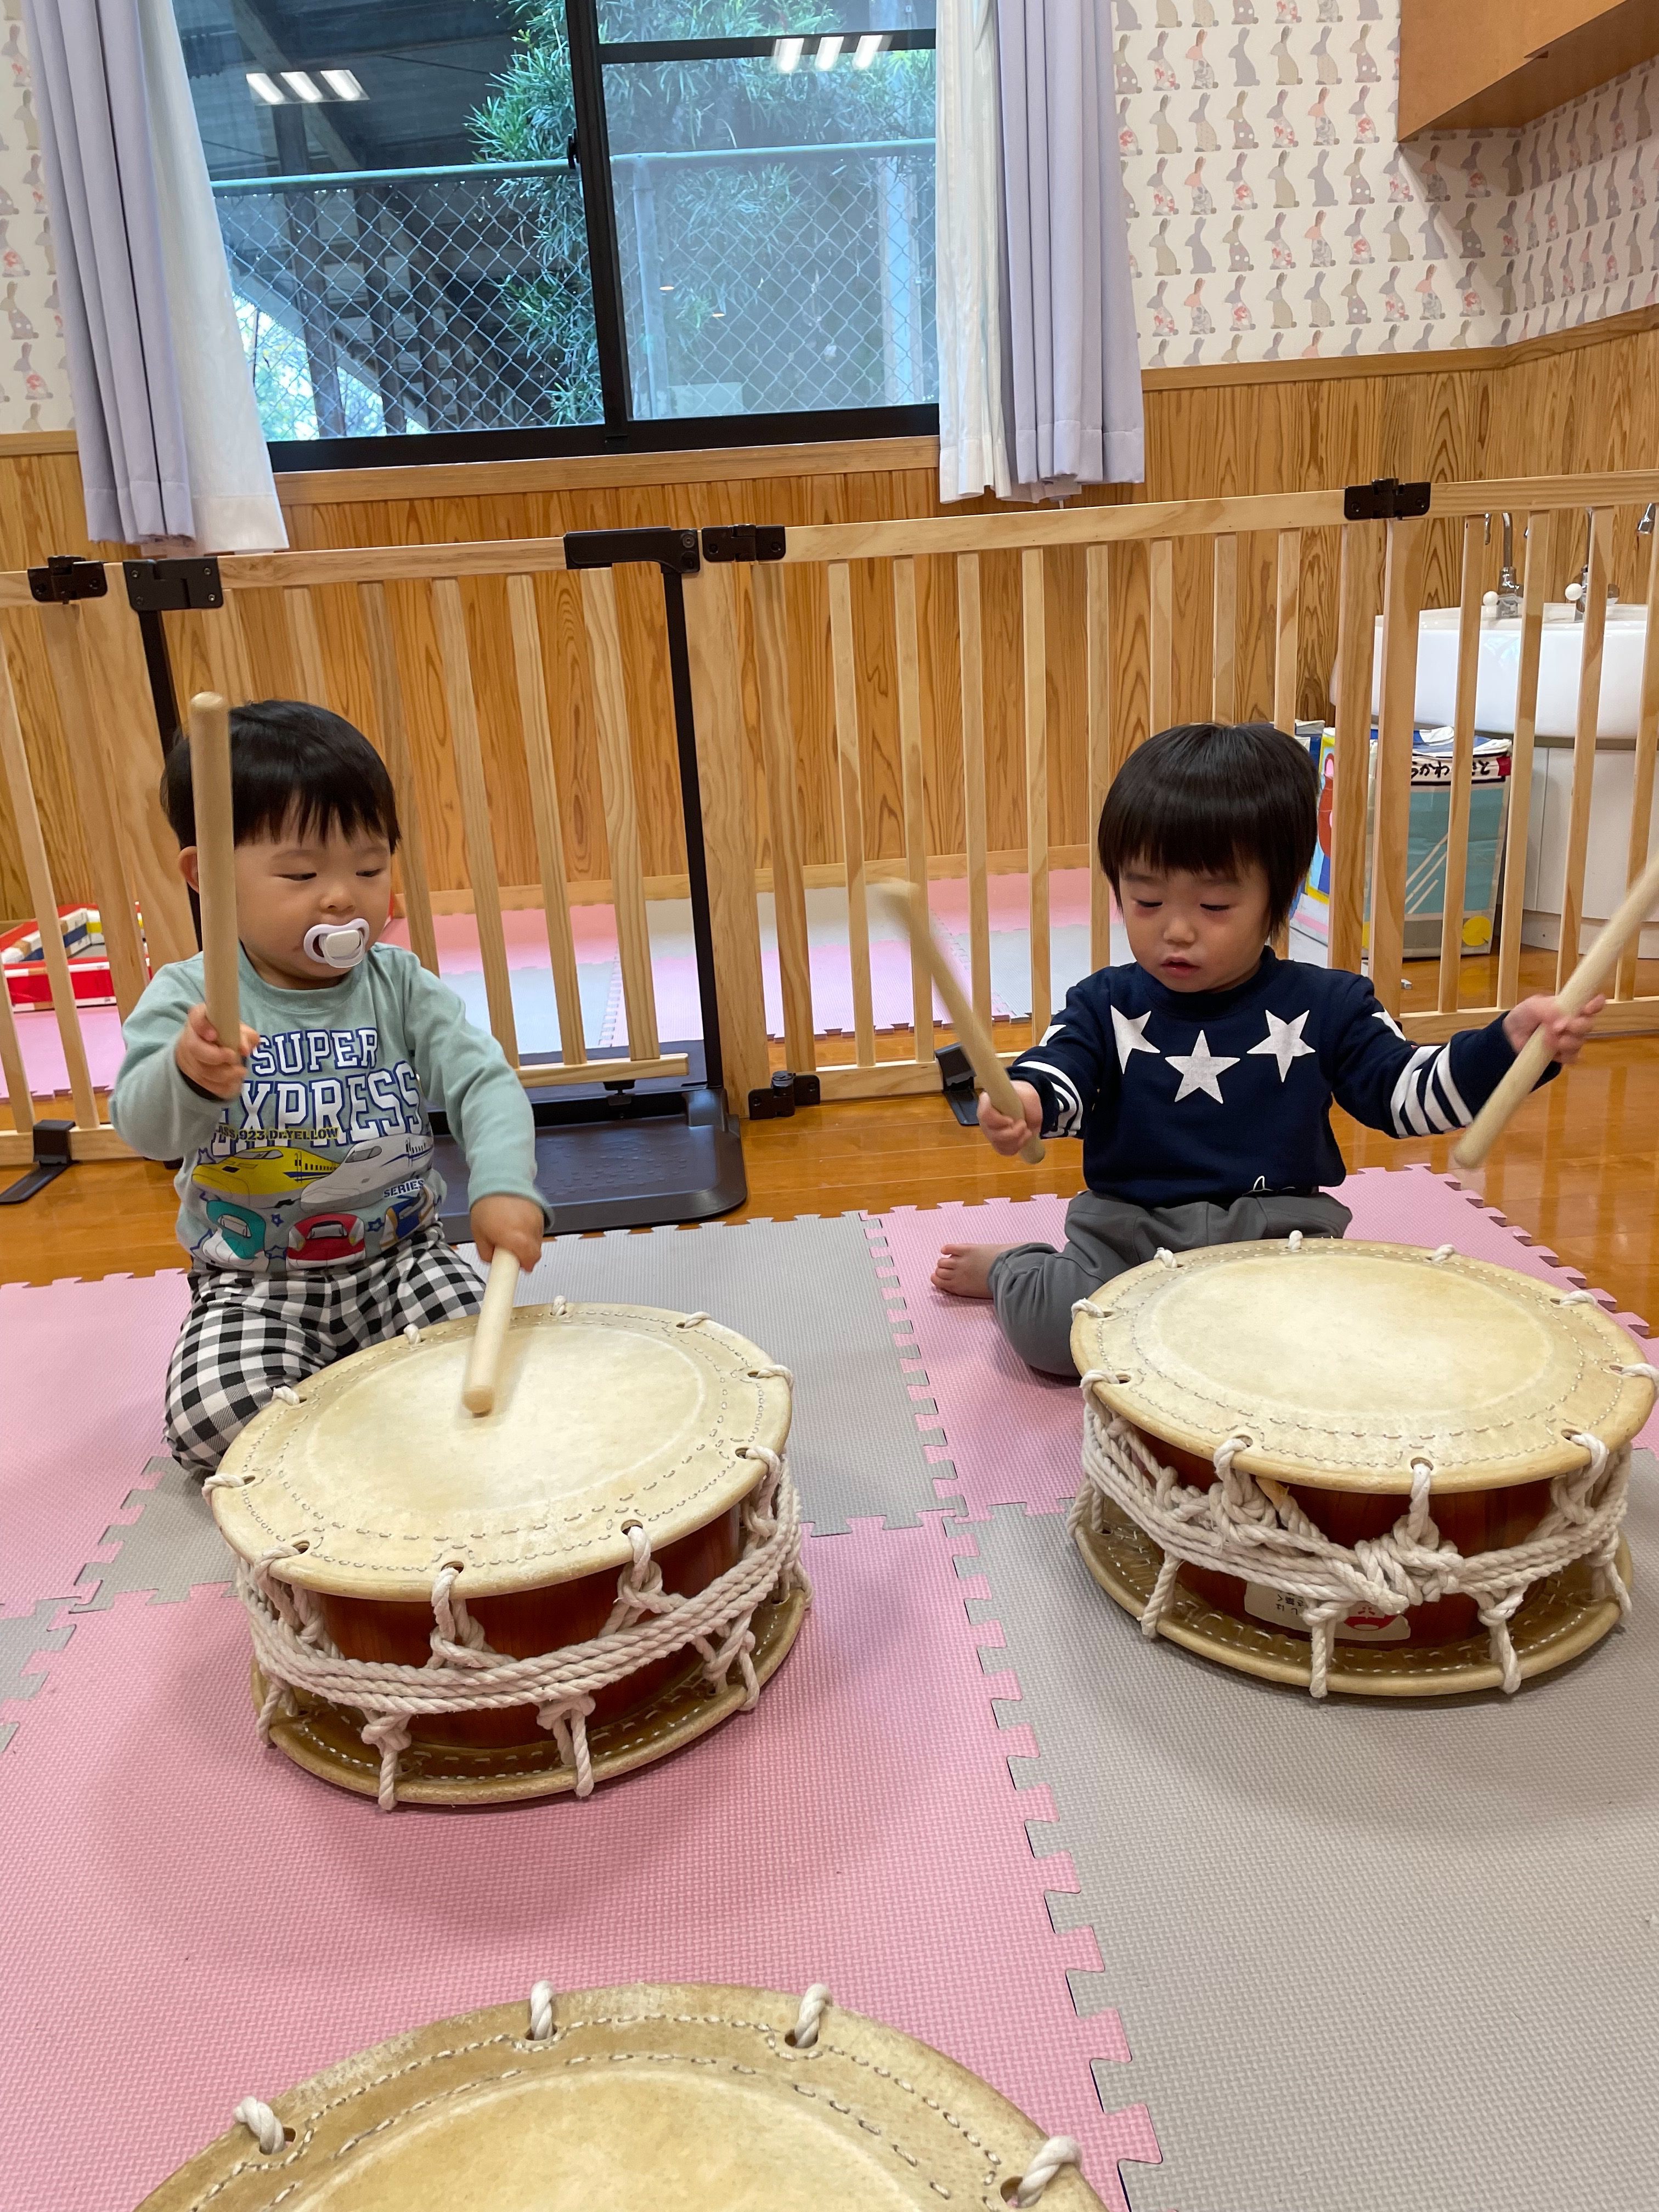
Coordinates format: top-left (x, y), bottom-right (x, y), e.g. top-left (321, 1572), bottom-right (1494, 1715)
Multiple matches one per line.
top-left (212, 144), bottom-right (935, 441)
top-left (212, 166), bottom-right (601, 439)
top-left (612, 145), bottom-right (936, 419)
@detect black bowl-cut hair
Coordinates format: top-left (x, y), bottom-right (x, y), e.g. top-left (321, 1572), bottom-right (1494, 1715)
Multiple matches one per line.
top-left (161, 699), bottom-right (400, 854)
top-left (1097, 720), bottom-right (1317, 936)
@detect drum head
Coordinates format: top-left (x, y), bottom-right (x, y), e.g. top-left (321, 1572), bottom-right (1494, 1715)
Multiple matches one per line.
top-left (1070, 1239), bottom-right (1654, 1493)
top-left (137, 1984), bottom-right (1104, 2211)
top-left (211, 1304), bottom-right (792, 1599)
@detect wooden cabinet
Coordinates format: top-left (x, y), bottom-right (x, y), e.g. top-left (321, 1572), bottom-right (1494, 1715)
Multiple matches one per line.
top-left (1400, 0), bottom-right (1659, 138)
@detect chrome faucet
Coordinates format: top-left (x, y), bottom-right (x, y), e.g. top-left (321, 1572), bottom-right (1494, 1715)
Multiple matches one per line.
top-left (1640, 501), bottom-right (1656, 540)
top-left (1495, 512), bottom-right (1521, 618)
top-left (1567, 507), bottom-right (1620, 620)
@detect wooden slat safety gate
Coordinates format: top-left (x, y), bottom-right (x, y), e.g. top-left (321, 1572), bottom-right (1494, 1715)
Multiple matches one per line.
top-left (2, 467), bottom-right (1658, 1170)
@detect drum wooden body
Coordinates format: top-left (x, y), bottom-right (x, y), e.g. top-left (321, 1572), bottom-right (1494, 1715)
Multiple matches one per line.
top-left (138, 1984), bottom-right (1104, 2211)
top-left (1069, 1239), bottom-right (1655, 1697)
top-left (210, 1302), bottom-right (806, 1802)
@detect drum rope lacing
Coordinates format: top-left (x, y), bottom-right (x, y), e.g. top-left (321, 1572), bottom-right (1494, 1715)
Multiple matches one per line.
top-left (232, 1979), bottom-right (1082, 2200)
top-left (210, 1444), bottom-right (808, 1808)
top-left (1068, 1324), bottom-right (1644, 1699)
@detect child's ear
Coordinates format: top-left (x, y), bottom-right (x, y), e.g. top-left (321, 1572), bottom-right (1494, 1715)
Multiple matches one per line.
top-left (178, 845), bottom-right (201, 894)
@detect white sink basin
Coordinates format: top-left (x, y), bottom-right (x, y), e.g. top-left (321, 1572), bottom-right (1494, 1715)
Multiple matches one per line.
top-left (1367, 605), bottom-right (1651, 738)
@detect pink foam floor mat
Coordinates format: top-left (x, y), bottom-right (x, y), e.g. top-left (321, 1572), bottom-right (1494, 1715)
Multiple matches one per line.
top-left (0, 1519), bottom-right (1153, 2212)
top-left (0, 1271), bottom-right (189, 1614)
top-left (872, 1166), bottom-right (1658, 1521)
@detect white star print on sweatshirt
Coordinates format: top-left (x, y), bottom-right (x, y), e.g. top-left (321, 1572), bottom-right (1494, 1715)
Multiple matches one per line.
top-left (1009, 949), bottom-right (1554, 1206)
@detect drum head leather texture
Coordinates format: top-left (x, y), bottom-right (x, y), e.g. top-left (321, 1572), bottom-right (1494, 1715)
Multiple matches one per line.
top-left (1069, 1238), bottom-right (1654, 1493)
top-left (211, 1303), bottom-right (793, 1599)
top-left (136, 1984), bottom-right (1104, 2211)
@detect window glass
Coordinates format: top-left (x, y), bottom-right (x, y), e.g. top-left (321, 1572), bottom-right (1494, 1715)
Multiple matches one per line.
top-left (172, 0), bottom-right (935, 445)
top-left (603, 49), bottom-right (936, 417)
top-left (174, 0), bottom-right (600, 438)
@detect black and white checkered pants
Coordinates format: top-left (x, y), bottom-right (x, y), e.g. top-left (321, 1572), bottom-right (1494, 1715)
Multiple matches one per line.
top-left (165, 1228), bottom-right (484, 1476)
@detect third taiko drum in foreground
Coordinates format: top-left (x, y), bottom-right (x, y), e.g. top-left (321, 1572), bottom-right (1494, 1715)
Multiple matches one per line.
top-left (1068, 1238), bottom-right (1655, 1697)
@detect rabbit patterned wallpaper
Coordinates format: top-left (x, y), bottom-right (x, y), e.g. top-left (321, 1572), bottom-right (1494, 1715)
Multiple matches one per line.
top-left (0, 2), bottom-right (1652, 430)
top-left (0, 0), bottom-right (67, 432)
top-left (1115, 2), bottom-right (1659, 368)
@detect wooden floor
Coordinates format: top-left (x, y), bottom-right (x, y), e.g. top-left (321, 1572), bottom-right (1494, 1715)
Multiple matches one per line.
top-left (5, 952), bottom-right (1659, 1321)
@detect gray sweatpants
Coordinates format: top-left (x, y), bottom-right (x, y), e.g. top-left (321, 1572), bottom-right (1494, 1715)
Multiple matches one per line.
top-left (986, 1188), bottom-right (1353, 1376)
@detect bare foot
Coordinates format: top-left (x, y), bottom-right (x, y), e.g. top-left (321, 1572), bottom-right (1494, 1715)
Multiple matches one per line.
top-left (931, 1242), bottom-right (1018, 1299)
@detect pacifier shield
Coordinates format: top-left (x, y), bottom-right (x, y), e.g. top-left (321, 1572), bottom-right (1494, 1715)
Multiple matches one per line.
top-left (303, 918), bottom-right (371, 969)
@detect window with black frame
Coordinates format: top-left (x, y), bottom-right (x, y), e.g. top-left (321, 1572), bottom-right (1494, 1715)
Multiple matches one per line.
top-left (170, 1), bottom-right (938, 464)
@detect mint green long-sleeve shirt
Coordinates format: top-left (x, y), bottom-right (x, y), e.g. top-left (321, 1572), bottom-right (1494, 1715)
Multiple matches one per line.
top-left (111, 944), bottom-right (545, 1272)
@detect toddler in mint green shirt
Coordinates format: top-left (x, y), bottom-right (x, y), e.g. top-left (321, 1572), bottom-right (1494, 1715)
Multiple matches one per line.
top-left (111, 699), bottom-right (547, 1475)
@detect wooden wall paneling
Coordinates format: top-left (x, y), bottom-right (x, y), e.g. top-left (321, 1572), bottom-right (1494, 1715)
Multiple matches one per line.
top-left (579, 564), bottom-right (659, 1062)
top-left (202, 592), bottom-right (257, 708)
top-left (75, 591), bottom-right (195, 967)
top-left (1111, 539), bottom-right (1151, 760)
top-left (681, 557), bottom-right (769, 1111)
top-left (1044, 543), bottom-right (1086, 849)
top-left (1437, 516), bottom-right (1486, 1008)
top-left (1558, 506), bottom-right (1612, 986)
top-left (35, 603), bottom-right (148, 1018)
top-left (1273, 530), bottom-right (1302, 733)
top-left (956, 551), bottom-right (992, 1026)
top-left (1148, 538), bottom-right (1173, 733)
top-left (1086, 543), bottom-right (1113, 972)
top-left (853, 546), bottom-right (904, 868)
top-left (505, 571), bottom-right (586, 1063)
top-left (788, 556), bottom-right (838, 872)
top-left (0, 644), bottom-right (98, 1130)
top-left (619, 557), bottom-right (685, 881)
top-left (1022, 548), bottom-right (1051, 1039)
top-left (1330, 520), bottom-right (1380, 974)
top-left (1615, 534), bottom-right (1659, 1001)
top-left (979, 546), bottom-right (1023, 854)
top-left (1497, 511), bottom-right (1554, 1009)
top-left (541, 567), bottom-right (604, 893)
top-left (1369, 515), bottom-right (1429, 1018)
top-left (284, 587), bottom-right (330, 704)
top-left (751, 558), bottom-right (815, 1070)
top-left (917, 546), bottom-right (964, 865)
top-left (431, 575), bottom-right (517, 1061)
top-left (1212, 533), bottom-right (1239, 722)
top-left (358, 579), bottom-right (439, 977)
top-left (827, 560), bottom-right (876, 1066)
top-left (892, 556), bottom-right (933, 1059)
top-left (0, 607), bottom-right (82, 919)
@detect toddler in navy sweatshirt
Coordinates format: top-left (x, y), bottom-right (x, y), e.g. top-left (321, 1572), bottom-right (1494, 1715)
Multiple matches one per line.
top-left (933, 720), bottom-right (1601, 1374)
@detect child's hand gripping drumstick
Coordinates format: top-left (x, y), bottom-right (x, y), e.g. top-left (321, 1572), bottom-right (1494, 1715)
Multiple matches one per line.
top-left (177, 692), bottom-right (259, 1097)
top-left (462, 1249), bottom-right (521, 1416)
top-left (1451, 839), bottom-right (1659, 1173)
top-left (879, 882), bottom-right (1045, 1165)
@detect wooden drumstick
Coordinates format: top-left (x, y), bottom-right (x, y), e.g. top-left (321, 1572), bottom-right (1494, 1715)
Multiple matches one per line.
top-left (881, 882), bottom-right (1045, 1165)
top-left (1452, 839), bottom-right (1659, 1171)
top-left (462, 1250), bottom-right (521, 1415)
top-left (188, 692), bottom-right (241, 1053)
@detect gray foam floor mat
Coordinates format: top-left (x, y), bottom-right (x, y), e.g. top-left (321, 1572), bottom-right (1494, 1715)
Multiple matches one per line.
top-left (0, 1601), bottom-right (75, 1753)
top-left (962, 1463), bottom-right (1659, 2212)
top-left (505, 1212), bottom-right (949, 1535)
top-left (10, 1214), bottom-right (924, 1724)
top-left (72, 1457), bottom-right (235, 1611)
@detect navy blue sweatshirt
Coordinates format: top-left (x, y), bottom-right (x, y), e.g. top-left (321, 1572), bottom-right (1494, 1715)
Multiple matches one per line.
top-left (1007, 952), bottom-right (1552, 1206)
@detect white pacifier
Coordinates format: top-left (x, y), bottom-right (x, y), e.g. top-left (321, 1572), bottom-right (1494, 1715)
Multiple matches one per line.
top-left (303, 918), bottom-right (371, 970)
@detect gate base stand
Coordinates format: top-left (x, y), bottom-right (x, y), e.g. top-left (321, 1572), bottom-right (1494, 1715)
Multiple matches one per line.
top-left (431, 1048), bottom-right (744, 1241)
top-left (0, 1118), bottom-right (75, 1205)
